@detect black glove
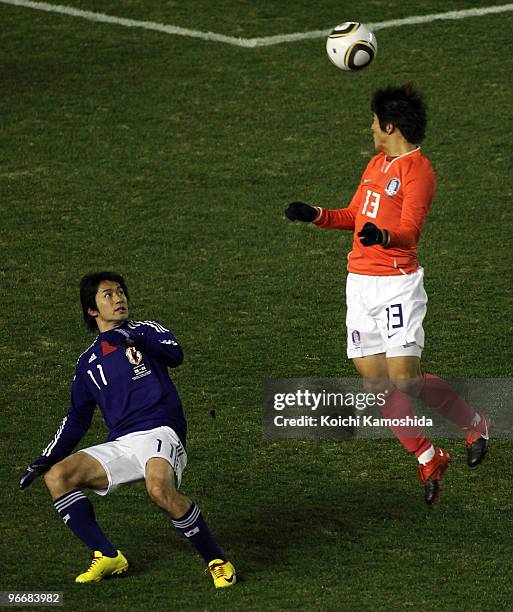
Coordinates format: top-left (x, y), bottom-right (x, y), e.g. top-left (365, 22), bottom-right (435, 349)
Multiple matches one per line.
top-left (19, 460), bottom-right (50, 490)
top-left (104, 328), bottom-right (137, 348)
top-left (285, 201), bottom-right (318, 222)
top-left (357, 222), bottom-right (389, 247)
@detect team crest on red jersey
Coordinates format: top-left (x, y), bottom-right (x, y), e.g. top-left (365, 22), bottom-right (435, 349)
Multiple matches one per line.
top-left (125, 346), bottom-right (143, 365)
top-left (385, 178), bottom-right (401, 196)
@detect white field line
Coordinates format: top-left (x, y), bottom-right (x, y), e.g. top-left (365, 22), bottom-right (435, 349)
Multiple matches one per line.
top-left (2, 0), bottom-right (513, 47)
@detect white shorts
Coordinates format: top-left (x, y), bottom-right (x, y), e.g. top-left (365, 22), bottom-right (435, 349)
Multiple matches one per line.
top-left (346, 267), bottom-right (427, 359)
top-left (80, 426), bottom-right (187, 496)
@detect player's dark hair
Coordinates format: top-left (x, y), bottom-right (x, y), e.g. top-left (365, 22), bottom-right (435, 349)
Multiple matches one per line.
top-left (371, 83), bottom-right (427, 144)
top-left (80, 271), bottom-right (129, 331)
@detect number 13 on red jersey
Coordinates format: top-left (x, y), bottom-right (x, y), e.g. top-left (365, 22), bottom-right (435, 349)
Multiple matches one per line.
top-left (362, 189), bottom-right (381, 219)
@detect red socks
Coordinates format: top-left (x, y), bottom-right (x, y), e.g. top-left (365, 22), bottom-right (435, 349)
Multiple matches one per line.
top-left (376, 374), bottom-right (477, 460)
top-left (378, 388), bottom-right (432, 458)
top-left (416, 373), bottom-right (476, 430)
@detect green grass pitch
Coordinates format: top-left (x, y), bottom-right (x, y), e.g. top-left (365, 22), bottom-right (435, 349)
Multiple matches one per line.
top-left (2, 1), bottom-right (513, 609)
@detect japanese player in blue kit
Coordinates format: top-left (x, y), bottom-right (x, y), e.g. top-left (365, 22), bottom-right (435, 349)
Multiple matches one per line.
top-left (19, 272), bottom-right (236, 587)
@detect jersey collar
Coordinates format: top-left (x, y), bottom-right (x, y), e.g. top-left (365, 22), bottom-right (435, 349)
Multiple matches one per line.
top-left (381, 147), bottom-right (420, 173)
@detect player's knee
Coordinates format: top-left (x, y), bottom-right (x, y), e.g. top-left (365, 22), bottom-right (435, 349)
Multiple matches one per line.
top-left (392, 376), bottom-right (422, 397)
top-left (146, 480), bottom-right (171, 506)
top-left (44, 462), bottom-right (76, 495)
top-left (362, 377), bottom-right (391, 395)
top-left (147, 481), bottom-right (188, 517)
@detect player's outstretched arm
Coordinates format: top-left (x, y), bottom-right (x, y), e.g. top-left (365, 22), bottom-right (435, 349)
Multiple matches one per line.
top-left (290, 197), bottom-right (358, 231)
top-left (19, 374), bottom-right (96, 491)
top-left (285, 202), bottom-right (319, 222)
top-left (19, 407), bottom-right (94, 490)
top-left (19, 460), bottom-right (50, 490)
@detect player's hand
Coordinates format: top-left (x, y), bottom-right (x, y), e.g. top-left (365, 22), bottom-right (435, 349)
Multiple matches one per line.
top-left (19, 461), bottom-right (50, 490)
top-left (357, 222), bottom-right (389, 247)
top-left (285, 202), bottom-right (318, 222)
top-left (105, 328), bottom-right (136, 348)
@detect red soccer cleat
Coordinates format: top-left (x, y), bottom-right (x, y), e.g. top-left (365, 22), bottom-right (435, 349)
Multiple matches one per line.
top-left (464, 412), bottom-right (492, 468)
top-left (418, 448), bottom-right (451, 506)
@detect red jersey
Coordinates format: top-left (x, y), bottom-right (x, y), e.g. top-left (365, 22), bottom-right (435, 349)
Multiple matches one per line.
top-left (314, 148), bottom-right (436, 275)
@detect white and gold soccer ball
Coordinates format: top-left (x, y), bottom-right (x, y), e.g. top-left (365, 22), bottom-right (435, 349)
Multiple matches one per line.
top-left (326, 22), bottom-right (377, 71)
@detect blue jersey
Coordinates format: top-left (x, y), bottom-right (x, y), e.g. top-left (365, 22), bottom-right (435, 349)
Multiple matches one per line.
top-left (40, 320), bottom-right (187, 465)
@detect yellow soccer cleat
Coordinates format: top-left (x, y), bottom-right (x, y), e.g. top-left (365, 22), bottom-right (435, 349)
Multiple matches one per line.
top-left (208, 559), bottom-right (236, 588)
top-left (75, 550), bottom-right (128, 583)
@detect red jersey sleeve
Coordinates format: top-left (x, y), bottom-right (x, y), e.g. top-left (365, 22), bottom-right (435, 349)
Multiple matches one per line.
top-left (386, 161), bottom-right (436, 249)
top-left (313, 185), bottom-right (362, 230)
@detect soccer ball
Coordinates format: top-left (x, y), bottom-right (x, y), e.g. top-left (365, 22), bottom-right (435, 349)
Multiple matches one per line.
top-left (326, 22), bottom-right (377, 71)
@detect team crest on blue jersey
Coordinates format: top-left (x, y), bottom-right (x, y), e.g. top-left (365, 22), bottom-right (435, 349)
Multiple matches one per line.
top-left (126, 347), bottom-right (143, 366)
top-left (385, 178), bottom-right (401, 196)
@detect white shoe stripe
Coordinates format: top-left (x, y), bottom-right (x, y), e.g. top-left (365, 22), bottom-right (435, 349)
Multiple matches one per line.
top-left (482, 418), bottom-right (490, 440)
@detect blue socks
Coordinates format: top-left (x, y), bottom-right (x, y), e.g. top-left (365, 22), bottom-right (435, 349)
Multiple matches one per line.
top-left (171, 503), bottom-right (224, 563)
top-left (53, 490), bottom-right (117, 558)
top-left (54, 492), bottom-right (223, 564)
